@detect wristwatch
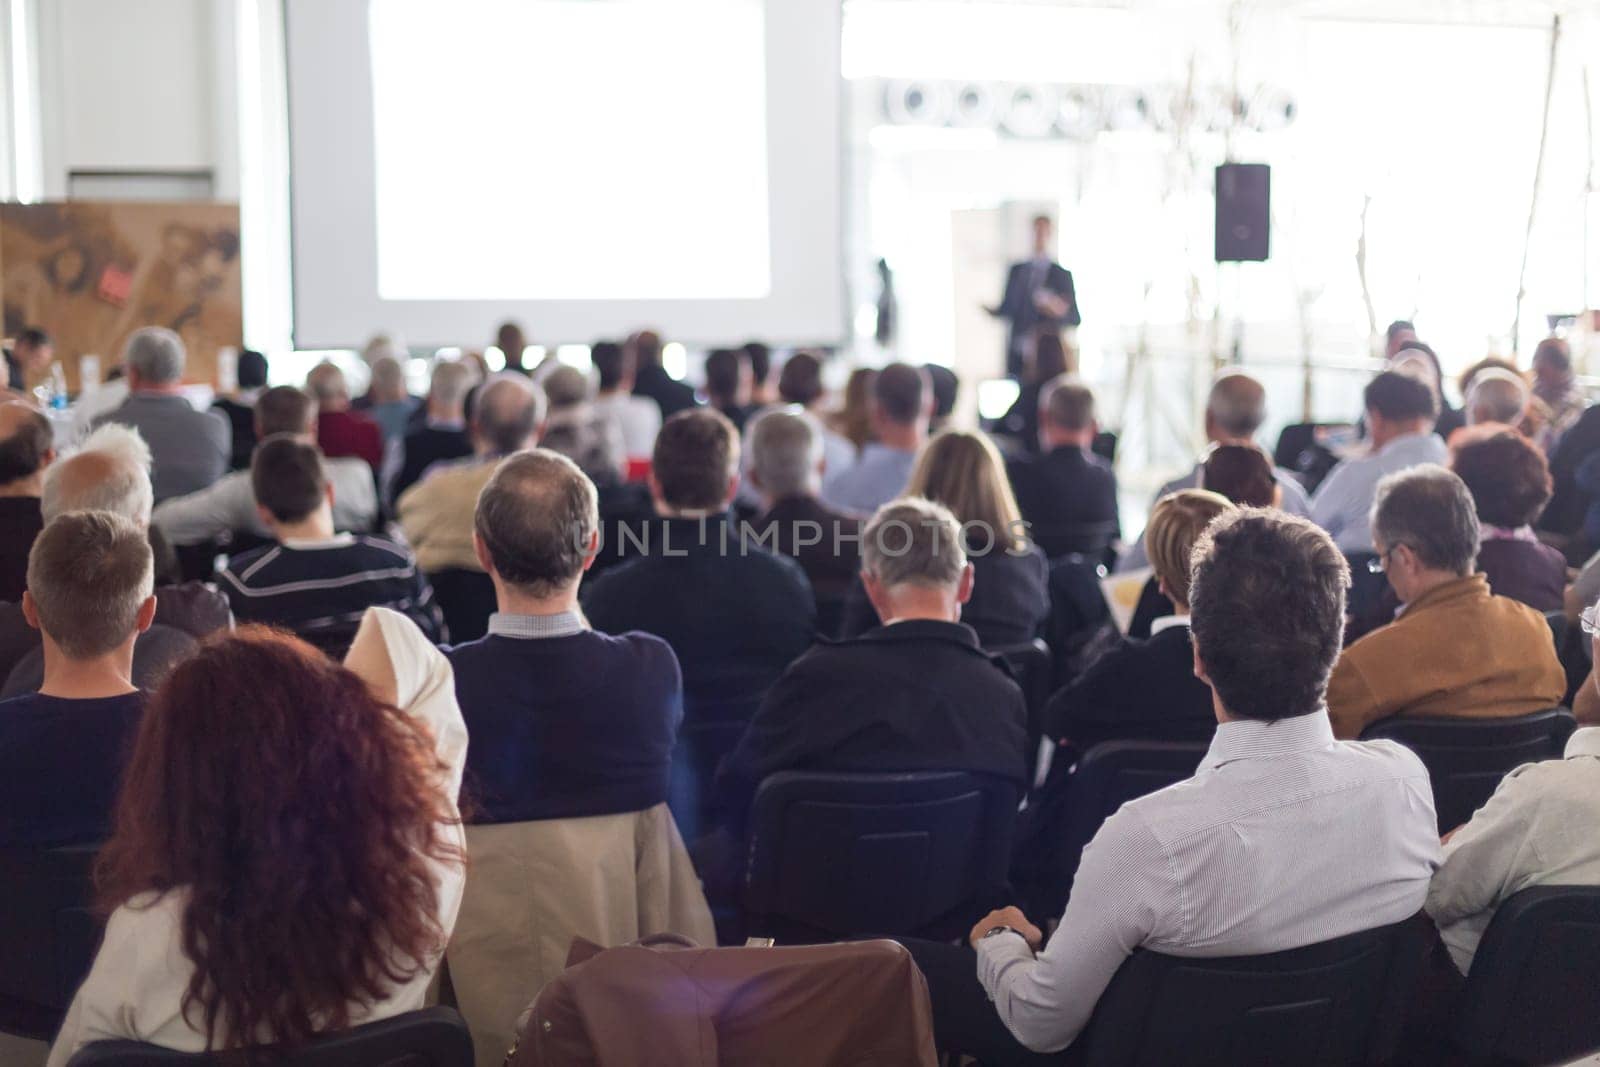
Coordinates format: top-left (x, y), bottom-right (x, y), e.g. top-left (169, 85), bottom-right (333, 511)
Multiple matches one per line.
top-left (982, 925), bottom-right (1023, 941)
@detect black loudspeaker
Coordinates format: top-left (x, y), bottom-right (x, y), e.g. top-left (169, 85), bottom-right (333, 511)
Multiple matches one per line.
top-left (1215, 163), bottom-right (1270, 262)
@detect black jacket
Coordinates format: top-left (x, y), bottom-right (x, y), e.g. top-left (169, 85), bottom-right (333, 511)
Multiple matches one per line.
top-left (211, 397), bottom-right (256, 471)
top-left (752, 495), bottom-right (863, 606)
top-left (994, 261), bottom-right (1080, 375)
top-left (715, 619), bottom-right (1028, 823)
top-left (393, 425), bottom-right (474, 505)
top-left (1042, 623), bottom-right (1216, 752)
top-left (1007, 446), bottom-right (1121, 560)
top-left (838, 544), bottom-right (1049, 648)
top-left (633, 366), bottom-right (699, 420)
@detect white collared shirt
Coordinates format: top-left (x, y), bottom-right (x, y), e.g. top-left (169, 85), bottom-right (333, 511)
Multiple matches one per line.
top-left (1146, 614), bottom-right (1191, 636)
top-left (1427, 727), bottom-right (1600, 975)
top-left (976, 712), bottom-right (1440, 1054)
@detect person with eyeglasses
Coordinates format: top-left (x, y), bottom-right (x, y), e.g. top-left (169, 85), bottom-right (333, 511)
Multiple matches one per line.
top-left (1325, 464), bottom-right (1564, 744)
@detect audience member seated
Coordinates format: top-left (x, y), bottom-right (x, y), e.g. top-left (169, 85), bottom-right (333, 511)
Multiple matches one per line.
top-left (746, 409), bottom-right (862, 610)
top-left (0, 401), bottom-right (54, 600)
top-left (716, 498), bottom-right (1028, 824)
top-left (821, 362), bottom-right (930, 516)
top-left (392, 359), bottom-right (477, 504)
top-left (447, 450), bottom-right (680, 822)
top-left (1326, 465), bottom-right (1564, 739)
top-left (925, 363), bottom-right (960, 433)
top-left (1532, 336), bottom-right (1585, 451)
top-left (778, 349), bottom-right (856, 476)
top-left (830, 367), bottom-right (878, 456)
top-left (398, 376), bottom-right (545, 575)
top-left (1006, 375), bottom-right (1120, 559)
top-left (1201, 442), bottom-right (1279, 506)
top-left (4, 325), bottom-right (51, 392)
top-left (360, 353), bottom-right (421, 444)
top-left (998, 330), bottom-right (1069, 453)
top-left (306, 361), bottom-right (384, 472)
top-left (1449, 365), bottom-right (1531, 448)
top-left (1311, 370), bottom-right (1447, 553)
top-left (590, 339), bottom-right (661, 464)
top-left (904, 509), bottom-right (1440, 1063)
top-left (0, 511), bottom-right (155, 847)
top-left (630, 329), bottom-right (697, 418)
top-left (1449, 431), bottom-right (1565, 612)
top-left (541, 364), bottom-right (625, 487)
top-left (46, 608), bottom-right (467, 1063)
top-left (744, 340), bottom-right (777, 407)
top-left (841, 429), bottom-right (1048, 647)
top-left (583, 409), bottom-right (814, 701)
top-left (211, 347), bottom-right (269, 470)
top-left (220, 436), bottom-right (442, 656)
top-left (153, 385), bottom-right (379, 547)
top-left (1391, 340), bottom-right (1466, 440)
top-left (94, 327), bottom-right (230, 503)
top-left (1041, 490), bottom-right (1231, 754)
top-left (703, 347), bottom-right (754, 433)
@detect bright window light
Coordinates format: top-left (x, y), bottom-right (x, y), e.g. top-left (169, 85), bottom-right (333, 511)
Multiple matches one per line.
top-left (663, 342), bottom-right (688, 381)
top-left (484, 345), bottom-right (507, 373)
top-left (556, 344), bottom-right (592, 372)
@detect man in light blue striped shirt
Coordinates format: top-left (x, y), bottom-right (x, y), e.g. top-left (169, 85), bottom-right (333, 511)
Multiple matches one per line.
top-left (909, 510), bottom-right (1441, 1061)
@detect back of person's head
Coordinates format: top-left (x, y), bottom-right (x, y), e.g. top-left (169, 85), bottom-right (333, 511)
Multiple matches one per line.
top-left (743, 341), bottom-right (771, 388)
top-left (475, 449), bottom-right (598, 595)
top-left (1031, 332), bottom-right (1069, 384)
top-left (873, 362), bottom-right (927, 427)
top-left (26, 510), bottom-right (153, 658)
top-left (1146, 489), bottom-right (1233, 607)
top-left (630, 329), bottom-right (663, 369)
top-left (1457, 355), bottom-right (1520, 398)
top-left (591, 341), bottom-right (632, 391)
top-left (1385, 320), bottom-right (1416, 346)
top-left (906, 429), bottom-right (1025, 553)
top-left (255, 385), bottom-right (317, 438)
top-left (1533, 336), bottom-right (1572, 375)
top-left (1371, 464), bottom-right (1479, 576)
top-left (41, 426), bottom-right (154, 525)
top-left (704, 348), bottom-right (746, 405)
top-left (1392, 341), bottom-right (1444, 390)
top-left (541, 365), bottom-right (590, 411)
top-left (1189, 510), bottom-right (1348, 721)
top-left (861, 497), bottom-right (967, 592)
top-left (368, 355), bottom-right (407, 401)
top-left (496, 321), bottom-right (526, 363)
top-left (427, 360), bottom-right (474, 409)
top-left (124, 327), bottom-right (186, 386)
top-left (237, 349), bottom-right (269, 390)
top-left (1206, 370), bottom-right (1267, 440)
top-left (1201, 443), bottom-right (1277, 507)
top-left (361, 333), bottom-right (403, 364)
top-left (652, 408), bottom-right (739, 512)
top-left (924, 364), bottom-right (959, 424)
top-left (0, 401), bottom-right (54, 485)
top-left (251, 435), bottom-right (328, 524)
top-left (1039, 374), bottom-right (1096, 433)
top-left (1464, 367), bottom-right (1528, 426)
top-left (1364, 370), bottom-right (1439, 423)
top-left (748, 409), bottom-right (822, 501)
top-left (839, 367), bottom-right (878, 448)
top-left (778, 351), bottom-right (825, 407)
top-left (305, 362), bottom-right (349, 406)
top-left (473, 376), bottom-right (545, 454)
top-left (1451, 431), bottom-right (1552, 530)
top-left (96, 625), bottom-right (462, 1049)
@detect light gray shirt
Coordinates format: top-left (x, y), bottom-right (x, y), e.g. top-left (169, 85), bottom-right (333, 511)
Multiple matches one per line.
top-left (975, 713), bottom-right (1440, 1054)
top-left (94, 394), bottom-right (230, 504)
top-left (1427, 727), bottom-right (1600, 975)
top-left (151, 458), bottom-right (379, 546)
top-left (820, 442), bottom-right (917, 517)
top-left (1309, 431), bottom-right (1449, 553)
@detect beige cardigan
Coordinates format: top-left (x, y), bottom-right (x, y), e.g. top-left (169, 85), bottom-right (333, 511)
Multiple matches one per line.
top-left (396, 459), bottom-right (497, 574)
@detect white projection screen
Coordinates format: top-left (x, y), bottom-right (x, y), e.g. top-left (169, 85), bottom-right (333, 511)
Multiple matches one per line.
top-left (285, 0), bottom-right (843, 348)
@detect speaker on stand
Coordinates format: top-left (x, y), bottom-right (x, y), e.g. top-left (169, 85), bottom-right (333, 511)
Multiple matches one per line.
top-left (1214, 163), bottom-right (1270, 368)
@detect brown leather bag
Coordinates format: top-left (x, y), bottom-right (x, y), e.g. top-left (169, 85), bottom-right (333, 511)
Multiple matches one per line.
top-left (507, 935), bottom-right (938, 1066)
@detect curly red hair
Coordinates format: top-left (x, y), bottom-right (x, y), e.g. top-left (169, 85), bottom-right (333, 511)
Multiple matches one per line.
top-left (96, 626), bottom-right (463, 1049)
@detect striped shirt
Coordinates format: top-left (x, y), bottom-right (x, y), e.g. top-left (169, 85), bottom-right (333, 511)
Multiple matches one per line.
top-left (976, 712), bottom-right (1441, 1053)
top-left (219, 534), bottom-right (445, 656)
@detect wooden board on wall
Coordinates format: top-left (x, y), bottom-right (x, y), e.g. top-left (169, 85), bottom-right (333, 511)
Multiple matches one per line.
top-left (0, 200), bottom-right (242, 391)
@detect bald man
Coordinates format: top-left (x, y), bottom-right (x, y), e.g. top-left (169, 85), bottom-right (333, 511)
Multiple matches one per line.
top-left (306, 362), bottom-right (384, 472)
top-left (0, 402), bottom-right (56, 600)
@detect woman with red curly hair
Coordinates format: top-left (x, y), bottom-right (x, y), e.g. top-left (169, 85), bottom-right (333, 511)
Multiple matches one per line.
top-left (48, 608), bottom-right (467, 1062)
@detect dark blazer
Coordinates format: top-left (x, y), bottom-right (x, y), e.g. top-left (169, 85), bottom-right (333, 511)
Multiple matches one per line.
top-left (1476, 537), bottom-right (1567, 613)
top-left (994, 260), bottom-right (1079, 375)
top-left (1544, 404), bottom-right (1600, 540)
top-left (211, 397), bottom-right (256, 471)
top-left (582, 514), bottom-right (816, 700)
top-left (838, 544), bottom-right (1049, 648)
top-left (1007, 446), bottom-right (1121, 560)
top-left (633, 365), bottom-right (699, 420)
top-left (392, 424), bottom-right (474, 504)
top-left (0, 496), bottom-right (42, 602)
top-left (752, 495), bottom-right (862, 607)
top-left (1042, 623), bottom-right (1216, 752)
top-left (715, 619), bottom-right (1029, 823)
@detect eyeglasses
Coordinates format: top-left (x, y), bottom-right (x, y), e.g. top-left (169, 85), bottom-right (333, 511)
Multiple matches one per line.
top-left (1582, 604), bottom-right (1600, 637)
top-left (1366, 544), bottom-right (1406, 574)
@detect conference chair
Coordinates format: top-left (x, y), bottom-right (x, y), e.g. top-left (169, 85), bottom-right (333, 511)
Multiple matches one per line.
top-left (990, 638), bottom-right (1053, 755)
top-left (1076, 913), bottom-right (1431, 1066)
top-left (0, 843), bottom-right (101, 1040)
top-left (743, 770), bottom-right (1018, 943)
top-left (1546, 608), bottom-right (1592, 707)
top-left (1273, 422), bottom-right (1347, 495)
top-left (1448, 885), bottom-right (1600, 1066)
top-left (1044, 553), bottom-right (1110, 682)
top-left (1361, 709), bottom-right (1576, 833)
top-left (64, 1006), bottom-right (475, 1066)
top-left (425, 568), bottom-right (497, 644)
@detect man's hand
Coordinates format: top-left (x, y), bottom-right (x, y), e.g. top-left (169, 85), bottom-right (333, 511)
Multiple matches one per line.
top-left (969, 906), bottom-right (1042, 951)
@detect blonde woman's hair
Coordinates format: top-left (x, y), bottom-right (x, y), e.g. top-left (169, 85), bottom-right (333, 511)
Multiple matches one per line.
top-left (1147, 488), bottom-right (1234, 608)
top-left (906, 429), bottom-right (1027, 554)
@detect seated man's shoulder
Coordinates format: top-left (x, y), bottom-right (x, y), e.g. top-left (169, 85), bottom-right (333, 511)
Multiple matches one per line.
top-left (347, 533), bottom-right (418, 565)
top-left (220, 542), bottom-right (277, 580)
top-left (1336, 735), bottom-right (1432, 778)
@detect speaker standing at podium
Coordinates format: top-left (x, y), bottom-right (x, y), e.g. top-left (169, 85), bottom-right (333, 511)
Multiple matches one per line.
top-left (986, 215), bottom-right (1079, 380)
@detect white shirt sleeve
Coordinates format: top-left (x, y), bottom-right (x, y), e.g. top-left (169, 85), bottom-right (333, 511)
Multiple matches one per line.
top-left (975, 806), bottom-right (1171, 1053)
top-left (1426, 767), bottom-right (1544, 928)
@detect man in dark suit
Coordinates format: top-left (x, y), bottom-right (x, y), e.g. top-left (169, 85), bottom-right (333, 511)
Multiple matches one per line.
top-left (211, 349), bottom-right (268, 471)
top-left (628, 329), bottom-right (698, 420)
top-left (1006, 376), bottom-right (1119, 559)
top-left (392, 360), bottom-right (476, 505)
top-left (988, 215), bottom-right (1079, 379)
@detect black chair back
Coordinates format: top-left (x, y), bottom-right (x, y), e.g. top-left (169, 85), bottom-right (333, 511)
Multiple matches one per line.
top-left (1361, 709), bottom-right (1576, 833)
top-left (990, 639), bottom-right (1053, 754)
top-left (1080, 914), bottom-right (1430, 1067)
top-left (1045, 554), bottom-right (1109, 680)
top-left (1547, 609), bottom-right (1593, 708)
top-left (1451, 885), bottom-right (1600, 1066)
top-left (743, 770), bottom-right (1017, 942)
top-left (0, 844), bottom-right (101, 1040)
top-left (65, 1006), bottom-right (474, 1066)
top-left (426, 569), bottom-right (497, 644)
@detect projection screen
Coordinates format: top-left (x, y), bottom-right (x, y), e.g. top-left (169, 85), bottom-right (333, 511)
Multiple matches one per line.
top-left (285, 0), bottom-right (843, 348)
